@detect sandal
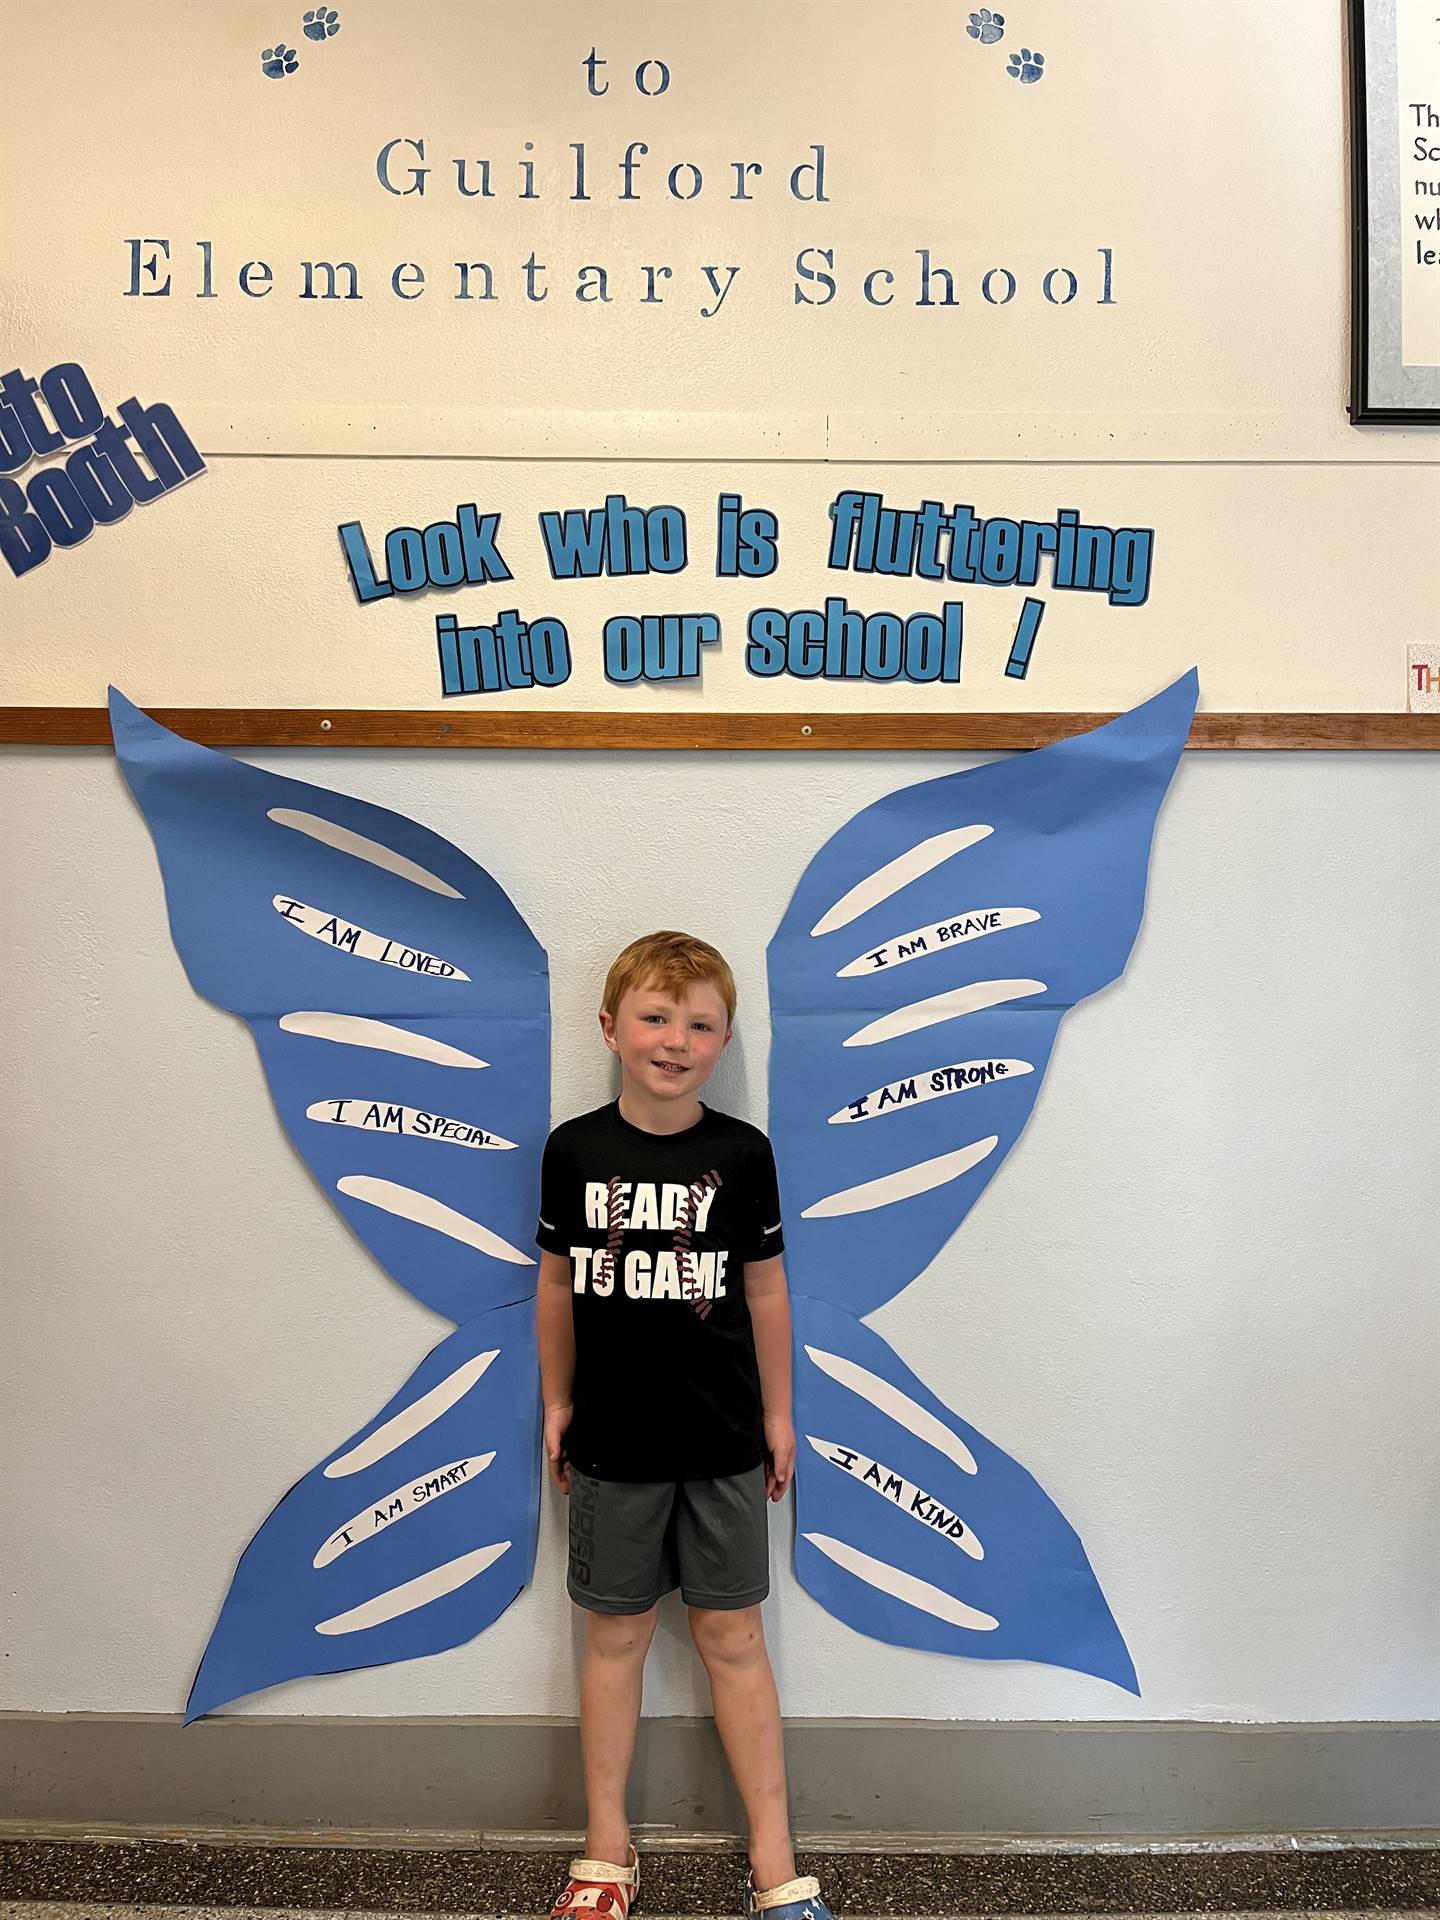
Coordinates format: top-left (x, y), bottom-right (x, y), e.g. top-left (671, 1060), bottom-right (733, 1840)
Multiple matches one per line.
top-left (742, 1873), bottom-right (834, 1920)
top-left (550, 1845), bottom-right (640, 1919)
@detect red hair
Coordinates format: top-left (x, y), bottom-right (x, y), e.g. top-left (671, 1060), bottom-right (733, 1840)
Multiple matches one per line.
top-left (601, 931), bottom-right (737, 1029)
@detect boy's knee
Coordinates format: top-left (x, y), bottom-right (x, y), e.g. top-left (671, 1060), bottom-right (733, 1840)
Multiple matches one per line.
top-left (688, 1603), bottom-right (764, 1666)
top-left (588, 1605), bottom-right (659, 1659)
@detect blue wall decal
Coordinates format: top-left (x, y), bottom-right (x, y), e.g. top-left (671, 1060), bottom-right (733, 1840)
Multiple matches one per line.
top-left (260, 42), bottom-right (299, 78)
top-left (792, 1296), bottom-right (1137, 1690)
top-left (769, 670), bottom-right (1198, 1690)
top-left (188, 1300), bottom-right (539, 1721)
top-left (110, 689), bottom-right (548, 1716)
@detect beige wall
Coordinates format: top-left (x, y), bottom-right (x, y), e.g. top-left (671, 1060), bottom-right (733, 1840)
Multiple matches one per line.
top-left (2, 0), bottom-right (1436, 711)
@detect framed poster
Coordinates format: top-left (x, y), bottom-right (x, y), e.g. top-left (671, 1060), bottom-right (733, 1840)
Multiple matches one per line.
top-left (1350, 0), bottom-right (1440, 421)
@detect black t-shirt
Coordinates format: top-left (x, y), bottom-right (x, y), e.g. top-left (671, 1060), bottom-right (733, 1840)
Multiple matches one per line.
top-left (536, 1101), bottom-right (785, 1482)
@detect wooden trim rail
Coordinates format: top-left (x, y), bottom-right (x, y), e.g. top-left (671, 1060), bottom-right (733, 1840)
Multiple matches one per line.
top-left (0, 708), bottom-right (1433, 750)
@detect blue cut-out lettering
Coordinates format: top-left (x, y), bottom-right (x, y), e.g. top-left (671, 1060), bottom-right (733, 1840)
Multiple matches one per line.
top-left (539, 496), bottom-right (689, 579)
top-left (715, 494), bottom-right (779, 577)
top-left (1005, 597), bottom-right (1046, 678)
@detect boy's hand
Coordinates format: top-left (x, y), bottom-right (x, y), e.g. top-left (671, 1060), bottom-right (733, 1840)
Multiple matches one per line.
top-left (763, 1409), bottom-right (795, 1502)
top-left (544, 1402), bottom-right (573, 1494)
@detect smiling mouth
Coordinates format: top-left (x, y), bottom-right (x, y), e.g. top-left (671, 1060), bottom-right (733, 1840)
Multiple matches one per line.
top-left (653, 1061), bottom-right (689, 1075)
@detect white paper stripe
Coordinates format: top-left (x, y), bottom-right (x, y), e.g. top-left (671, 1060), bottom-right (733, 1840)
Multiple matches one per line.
top-left (806, 1436), bottom-right (984, 1559)
top-left (337, 1176), bottom-right (534, 1265)
top-left (314, 1454), bottom-right (496, 1566)
top-left (845, 979), bottom-right (1047, 1047)
top-left (809, 826), bottom-right (993, 937)
top-left (314, 1540), bottom-right (511, 1635)
top-left (804, 1532), bottom-right (998, 1631)
top-left (829, 1058), bottom-right (1033, 1125)
top-left (324, 1349), bottom-right (500, 1478)
top-left (268, 808), bottom-right (464, 898)
top-left (802, 1346), bottom-right (980, 1475)
top-left (307, 1100), bottom-right (514, 1151)
top-left (838, 908), bottom-right (1039, 978)
top-left (279, 1012), bottom-right (487, 1069)
top-left (800, 1136), bottom-right (998, 1219)
top-left (272, 897), bottom-right (469, 981)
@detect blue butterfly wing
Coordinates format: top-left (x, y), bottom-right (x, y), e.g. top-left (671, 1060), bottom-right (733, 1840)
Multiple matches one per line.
top-left (109, 689), bottom-right (549, 1714)
top-left (772, 672), bottom-right (1197, 1688)
top-left (187, 1299), bottom-right (540, 1720)
top-left (769, 672), bottom-right (1196, 1321)
top-left (792, 1296), bottom-right (1137, 1692)
top-left (110, 687), bottom-right (548, 1324)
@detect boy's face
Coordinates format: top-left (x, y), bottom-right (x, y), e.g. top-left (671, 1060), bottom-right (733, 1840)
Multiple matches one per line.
top-left (600, 977), bottom-right (732, 1106)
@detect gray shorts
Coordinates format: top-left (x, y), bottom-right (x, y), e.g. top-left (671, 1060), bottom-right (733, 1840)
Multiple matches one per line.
top-left (567, 1465), bottom-right (770, 1614)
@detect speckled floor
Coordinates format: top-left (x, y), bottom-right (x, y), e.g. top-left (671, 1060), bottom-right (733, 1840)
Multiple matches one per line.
top-left (2, 1911), bottom-right (1436, 1920)
top-left (0, 1844), bottom-right (1436, 1916)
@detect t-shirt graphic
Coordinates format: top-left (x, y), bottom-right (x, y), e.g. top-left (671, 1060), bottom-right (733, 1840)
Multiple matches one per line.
top-left (594, 1165), bottom-right (725, 1317)
top-left (536, 1102), bottom-right (785, 1482)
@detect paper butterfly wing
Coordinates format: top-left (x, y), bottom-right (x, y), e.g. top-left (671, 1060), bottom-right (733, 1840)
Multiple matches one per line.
top-left (772, 672), bottom-right (1197, 1689)
top-left (187, 1299), bottom-right (540, 1720)
top-left (110, 689), bottom-right (549, 1713)
top-left (792, 1297), bottom-right (1137, 1691)
top-left (110, 687), bottom-right (548, 1325)
top-left (769, 672), bottom-right (1197, 1321)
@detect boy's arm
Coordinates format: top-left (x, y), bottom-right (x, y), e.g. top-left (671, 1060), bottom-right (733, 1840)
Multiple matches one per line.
top-left (745, 1254), bottom-right (796, 1502)
top-left (536, 1248), bottom-right (576, 1491)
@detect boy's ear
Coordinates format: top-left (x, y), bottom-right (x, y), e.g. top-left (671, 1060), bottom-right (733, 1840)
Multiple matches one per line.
top-left (721, 1022), bottom-right (733, 1050)
top-left (598, 1007), bottom-right (618, 1053)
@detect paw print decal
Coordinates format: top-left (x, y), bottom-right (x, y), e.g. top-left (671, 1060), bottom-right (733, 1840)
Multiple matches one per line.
top-left (1007, 46), bottom-right (1045, 82)
top-left (260, 42), bottom-right (299, 77)
top-left (303, 8), bottom-right (340, 40)
top-left (967, 9), bottom-right (1005, 43)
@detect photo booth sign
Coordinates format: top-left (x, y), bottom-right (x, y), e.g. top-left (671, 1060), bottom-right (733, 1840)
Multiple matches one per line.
top-left (1, 0), bottom-right (1435, 740)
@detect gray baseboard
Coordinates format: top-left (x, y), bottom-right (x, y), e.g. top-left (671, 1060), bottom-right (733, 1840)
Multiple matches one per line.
top-left (2, 1714), bottom-right (1437, 1843)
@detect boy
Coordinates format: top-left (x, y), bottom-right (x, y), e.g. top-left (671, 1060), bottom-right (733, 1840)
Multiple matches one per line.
top-left (535, 931), bottom-right (836, 1920)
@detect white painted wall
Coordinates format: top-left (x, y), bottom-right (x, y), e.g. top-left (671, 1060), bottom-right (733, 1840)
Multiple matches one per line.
top-left (2, 745), bottom-right (1436, 1723)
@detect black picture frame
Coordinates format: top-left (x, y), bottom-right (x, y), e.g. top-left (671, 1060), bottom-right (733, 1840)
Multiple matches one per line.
top-left (1348, 0), bottom-right (1440, 423)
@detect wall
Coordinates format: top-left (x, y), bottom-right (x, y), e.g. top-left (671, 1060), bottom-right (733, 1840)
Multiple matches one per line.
top-left (3, 0), bottom-right (1436, 713)
top-left (2, 0), bottom-right (1437, 1840)
top-left (3, 746), bottom-right (1436, 1730)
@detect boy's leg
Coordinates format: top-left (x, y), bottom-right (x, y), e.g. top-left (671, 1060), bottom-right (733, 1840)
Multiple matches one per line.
top-left (675, 1470), bottom-right (794, 1891)
top-left (567, 1468), bottom-right (678, 1874)
top-left (580, 1604), bottom-right (659, 1863)
top-left (688, 1604), bottom-right (796, 1891)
